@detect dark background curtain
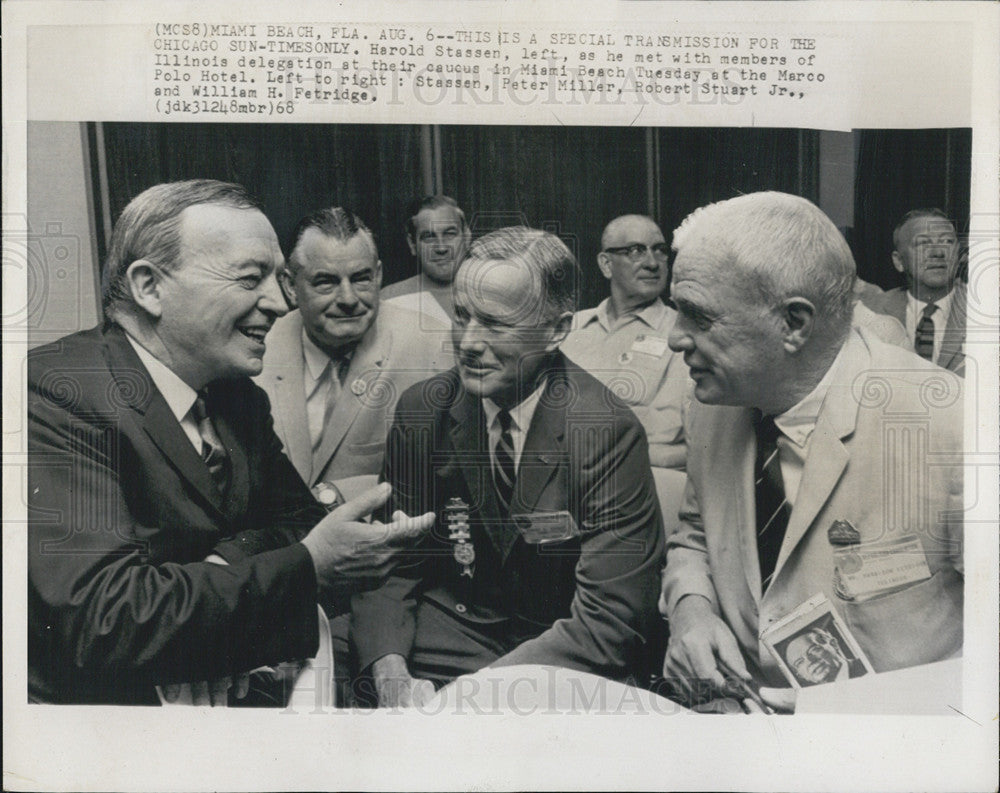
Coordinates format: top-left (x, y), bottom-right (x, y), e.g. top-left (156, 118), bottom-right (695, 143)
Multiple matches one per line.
top-left (99, 123), bottom-right (969, 310)
top-left (853, 129), bottom-right (972, 289)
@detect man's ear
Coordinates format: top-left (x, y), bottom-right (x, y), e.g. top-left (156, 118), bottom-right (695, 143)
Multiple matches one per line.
top-left (278, 268), bottom-right (298, 309)
top-left (546, 311), bottom-right (574, 350)
top-left (780, 297), bottom-right (816, 353)
top-left (406, 233), bottom-right (418, 257)
top-left (891, 250), bottom-right (904, 274)
top-left (597, 252), bottom-right (613, 281)
top-left (125, 260), bottom-right (166, 318)
top-left (374, 259), bottom-right (383, 290)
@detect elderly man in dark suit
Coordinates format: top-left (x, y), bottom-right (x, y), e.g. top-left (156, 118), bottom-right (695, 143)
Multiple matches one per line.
top-left (27, 180), bottom-right (433, 705)
top-left (347, 226), bottom-right (666, 707)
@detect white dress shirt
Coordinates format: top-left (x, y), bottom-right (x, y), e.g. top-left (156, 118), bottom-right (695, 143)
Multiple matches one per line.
top-left (482, 381), bottom-right (547, 474)
top-left (904, 289), bottom-right (953, 363)
top-left (125, 333), bottom-right (201, 453)
top-left (772, 339), bottom-right (855, 506)
top-left (301, 330), bottom-right (351, 448)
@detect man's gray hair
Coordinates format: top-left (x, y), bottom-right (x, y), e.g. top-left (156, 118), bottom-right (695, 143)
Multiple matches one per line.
top-left (891, 207), bottom-right (953, 250)
top-left (463, 226), bottom-right (579, 322)
top-left (285, 207), bottom-right (378, 277)
top-left (672, 191), bottom-right (857, 324)
top-left (102, 179), bottom-right (261, 315)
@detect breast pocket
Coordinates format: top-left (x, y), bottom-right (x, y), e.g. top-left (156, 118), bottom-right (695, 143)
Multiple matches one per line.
top-left (838, 568), bottom-right (963, 672)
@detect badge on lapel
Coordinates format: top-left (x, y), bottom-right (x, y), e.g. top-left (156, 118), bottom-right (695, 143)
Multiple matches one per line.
top-left (444, 497), bottom-right (474, 578)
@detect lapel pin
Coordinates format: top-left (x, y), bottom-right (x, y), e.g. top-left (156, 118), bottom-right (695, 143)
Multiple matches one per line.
top-left (351, 378), bottom-right (367, 396)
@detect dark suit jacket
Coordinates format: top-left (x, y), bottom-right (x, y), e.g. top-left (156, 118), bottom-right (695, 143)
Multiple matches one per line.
top-left (861, 285), bottom-right (966, 375)
top-left (350, 354), bottom-right (665, 681)
top-left (28, 323), bottom-right (326, 703)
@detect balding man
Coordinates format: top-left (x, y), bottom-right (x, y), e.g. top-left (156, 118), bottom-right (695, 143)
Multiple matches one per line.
top-left (561, 214), bottom-right (689, 471)
top-left (27, 180), bottom-right (433, 704)
top-left (660, 192), bottom-right (963, 712)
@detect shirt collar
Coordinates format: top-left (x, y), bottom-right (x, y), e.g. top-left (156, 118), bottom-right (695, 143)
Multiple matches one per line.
top-left (301, 328), bottom-right (354, 384)
top-left (124, 333), bottom-right (197, 424)
top-left (906, 288), bottom-right (953, 316)
top-left (592, 297), bottom-right (667, 332)
top-left (774, 339), bottom-right (853, 449)
top-left (482, 379), bottom-right (547, 434)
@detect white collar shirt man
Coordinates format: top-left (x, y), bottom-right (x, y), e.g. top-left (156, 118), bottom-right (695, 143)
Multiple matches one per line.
top-left (482, 380), bottom-right (547, 472)
top-left (904, 288), bottom-right (953, 363)
top-left (771, 332), bottom-right (856, 506)
top-left (301, 328), bottom-right (351, 448)
top-left (126, 332), bottom-right (201, 452)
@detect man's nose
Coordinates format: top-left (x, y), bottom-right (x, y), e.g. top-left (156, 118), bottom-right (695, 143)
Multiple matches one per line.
top-left (457, 317), bottom-right (487, 351)
top-left (258, 271), bottom-right (288, 318)
top-left (667, 319), bottom-right (691, 353)
top-left (335, 281), bottom-right (359, 308)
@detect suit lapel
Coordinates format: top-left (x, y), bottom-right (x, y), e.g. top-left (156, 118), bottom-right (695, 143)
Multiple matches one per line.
top-left (259, 313), bottom-right (312, 484)
top-left (717, 409), bottom-right (764, 605)
top-left (937, 285), bottom-right (966, 374)
top-left (771, 338), bottom-right (864, 585)
top-left (209, 389), bottom-right (250, 520)
top-left (311, 317), bottom-right (390, 482)
top-left (446, 385), bottom-right (486, 513)
top-left (103, 326), bottom-right (227, 516)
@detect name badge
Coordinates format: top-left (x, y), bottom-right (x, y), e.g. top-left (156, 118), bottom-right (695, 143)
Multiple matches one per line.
top-left (630, 334), bottom-right (669, 358)
top-left (832, 534), bottom-right (932, 601)
top-left (512, 510), bottom-right (580, 544)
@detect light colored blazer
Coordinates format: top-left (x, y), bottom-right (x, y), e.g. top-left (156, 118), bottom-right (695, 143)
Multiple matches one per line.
top-left (256, 303), bottom-right (453, 495)
top-left (661, 328), bottom-right (964, 682)
top-left (861, 285), bottom-right (966, 375)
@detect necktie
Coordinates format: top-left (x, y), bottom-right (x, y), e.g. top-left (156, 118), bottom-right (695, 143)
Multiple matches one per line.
top-left (313, 358), bottom-right (346, 455)
top-left (493, 410), bottom-right (516, 514)
top-left (915, 302), bottom-right (938, 361)
top-left (192, 394), bottom-right (230, 493)
top-left (754, 412), bottom-right (790, 592)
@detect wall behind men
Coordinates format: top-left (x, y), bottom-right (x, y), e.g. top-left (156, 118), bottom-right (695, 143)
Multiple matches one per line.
top-left (26, 122), bottom-right (969, 332)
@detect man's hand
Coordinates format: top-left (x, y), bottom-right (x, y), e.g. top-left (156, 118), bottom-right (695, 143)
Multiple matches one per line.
top-left (301, 483), bottom-right (434, 597)
top-left (663, 594), bottom-right (749, 704)
top-left (755, 687), bottom-right (796, 713)
top-left (160, 674), bottom-right (250, 706)
top-left (371, 654), bottom-right (436, 709)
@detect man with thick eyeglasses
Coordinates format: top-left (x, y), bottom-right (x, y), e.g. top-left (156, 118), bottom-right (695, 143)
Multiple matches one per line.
top-left (562, 214), bottom-right (690, 483)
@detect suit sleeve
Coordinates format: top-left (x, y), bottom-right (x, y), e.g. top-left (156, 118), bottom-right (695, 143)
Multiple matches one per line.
top-left (492, 412), bottom-right (666, 679)
top-left (658, 402), bottom-right (722, 619)
top-left (27, 383), bottom-right (319, 690)
top-left (347, 415), bottom-right (429, 672)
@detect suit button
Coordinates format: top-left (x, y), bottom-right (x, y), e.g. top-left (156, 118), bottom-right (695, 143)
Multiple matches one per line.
top-left (455, 603), bottom-right (467, 614)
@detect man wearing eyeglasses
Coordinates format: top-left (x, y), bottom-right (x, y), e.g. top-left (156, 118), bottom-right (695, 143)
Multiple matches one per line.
top-left (561, 215), bottom-right (690, 471)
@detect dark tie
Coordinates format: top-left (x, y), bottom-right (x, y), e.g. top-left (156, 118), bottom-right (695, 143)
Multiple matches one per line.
top-left (492, 409), bottom-right (516, 514)
top-left (915, 302), bottom-right (938, 361)
top-left (193, 394), bottom-right (230, 493)
top-left (754, 412), bottom-right (790, 592)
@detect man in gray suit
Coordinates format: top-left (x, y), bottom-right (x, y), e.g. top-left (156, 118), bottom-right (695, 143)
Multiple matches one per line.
top-left (258, 207), bottom-right (452, 507)
top-left (861, 208), bottom-right (966, 375)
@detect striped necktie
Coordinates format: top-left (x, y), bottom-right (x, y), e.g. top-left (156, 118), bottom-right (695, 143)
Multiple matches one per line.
top-left (492, 409), bottom-right (516, 514)
top-left (754, 412), bottom-right (790, 592)
top-left (915, 302), bottom-right (938, 361)
top-left (193, 394), bottom-right (230, 493)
